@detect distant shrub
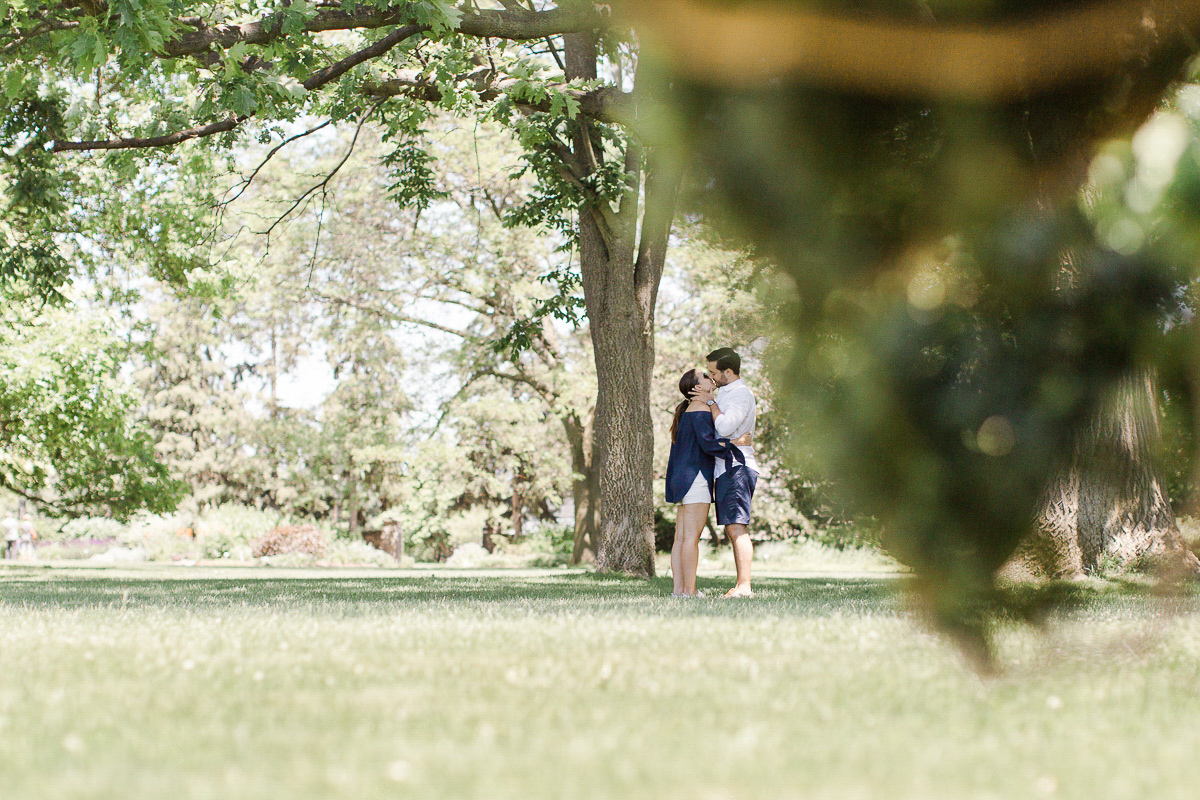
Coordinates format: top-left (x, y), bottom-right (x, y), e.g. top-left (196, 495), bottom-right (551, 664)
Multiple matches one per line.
top-left (445, 542), bottom-right (491, 567)
top-left (324, 540), bottom-right (403, 567)
top-left (493, 522), bottom-right (575, 559)
top-left (252, 524), bottom-right (329, 559)
top-left (408, 526), bottom-right (454, 562)
top-left (56, 517), bottom-right (127, 543)
top-left (199, 527), bottom-right (254, 560)
top-left (35, 539), bottom-right (116, 560)
top-left (197, 505), bottom-right (282, 542)
top-left (487, 522), bottom-right (574, 567)
top-left (88, 545), bottom-right (147, 563)
top-left (538, 523), bottom-right (576, 557)
top-left (186, 505), bottom-right (282, 560)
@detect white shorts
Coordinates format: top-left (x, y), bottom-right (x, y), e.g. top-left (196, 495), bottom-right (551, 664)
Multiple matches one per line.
top-left (677, 471), bottom-right (712, 505)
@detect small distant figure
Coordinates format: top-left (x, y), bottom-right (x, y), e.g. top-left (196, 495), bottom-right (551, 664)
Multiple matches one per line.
top-left (2, 512), bottom-right (18, 560)
top-left (18, 513), bottom-right (36, 560)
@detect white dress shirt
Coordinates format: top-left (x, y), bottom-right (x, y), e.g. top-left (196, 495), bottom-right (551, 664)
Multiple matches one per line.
top-left (712, 378), bottom-right (759, 479)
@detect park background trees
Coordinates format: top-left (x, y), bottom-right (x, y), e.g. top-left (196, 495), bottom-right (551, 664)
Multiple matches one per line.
top-left (9, 2), bottom-right (1200, 661)
top-left (0, 0), bottom-right (690, 574)
top-left (2, 100), bottom-right (776, 563)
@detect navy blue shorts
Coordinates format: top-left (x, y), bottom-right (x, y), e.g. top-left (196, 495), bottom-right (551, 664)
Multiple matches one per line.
top-left (715, 467), bottom-right (758, 526)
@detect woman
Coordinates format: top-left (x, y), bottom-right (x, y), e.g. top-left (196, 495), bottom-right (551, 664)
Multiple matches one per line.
top-left (665, 369), bottom-right (745, 597)
top-left (18, 513), bottom-right (36, 560)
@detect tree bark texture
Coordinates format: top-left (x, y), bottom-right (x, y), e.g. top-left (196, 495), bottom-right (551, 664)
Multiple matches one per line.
top-left (1012, 371), bottom-right (1200, 577)
top-left (583, 228), bottom-right (657, 576)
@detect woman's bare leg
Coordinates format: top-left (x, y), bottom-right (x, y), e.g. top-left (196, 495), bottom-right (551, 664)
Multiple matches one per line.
top-left (678, 503), bottom-right (710, 595)
top-left (671, 513), bottom-right (685, 594)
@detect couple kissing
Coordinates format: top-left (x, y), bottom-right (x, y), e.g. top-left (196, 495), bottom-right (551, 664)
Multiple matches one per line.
top-left (665, 347), bottom-right (760, 598)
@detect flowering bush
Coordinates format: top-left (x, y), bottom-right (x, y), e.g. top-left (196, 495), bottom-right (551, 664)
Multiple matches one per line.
top-left (252, 524), bottom-right (329, 558)
top-left (197, 505), bottom-right (281, 546)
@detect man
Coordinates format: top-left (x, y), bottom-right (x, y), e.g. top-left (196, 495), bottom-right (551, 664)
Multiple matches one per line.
top-left (691, 347), bottom-right (759, 598)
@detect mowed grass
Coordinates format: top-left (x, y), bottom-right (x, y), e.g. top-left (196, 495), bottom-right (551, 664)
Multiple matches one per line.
top-left (2, 565), bottom-right (1200, 799)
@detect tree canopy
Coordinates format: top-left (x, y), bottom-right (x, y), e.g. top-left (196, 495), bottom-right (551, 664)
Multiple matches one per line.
top-left (2, 0), bottom-right (675, 575)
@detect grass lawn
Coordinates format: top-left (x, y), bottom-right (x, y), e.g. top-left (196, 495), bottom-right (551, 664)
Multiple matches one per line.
top-left (2, 564), bottom-right (1199, 800)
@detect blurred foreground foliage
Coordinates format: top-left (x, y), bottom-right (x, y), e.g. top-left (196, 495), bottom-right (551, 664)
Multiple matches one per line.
top-left (635, 0), bottom-right (1200, 663)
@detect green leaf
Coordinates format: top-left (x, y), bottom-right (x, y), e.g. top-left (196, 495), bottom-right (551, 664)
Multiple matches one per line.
top-left (229, 84), bottom-right (258, 117)
top-left (563, 93), bottom-right (581, 120)
top-left (2, 67), bottom-right (27, 100)
top-left (66, 27), bottom-right (110, 74)
top-left (227, 42), bottom-right (248, 65)
top-left (418, 0), bottom-right (464, 34)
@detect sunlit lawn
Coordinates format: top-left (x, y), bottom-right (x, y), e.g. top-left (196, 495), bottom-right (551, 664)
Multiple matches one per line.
top-left (2, 563), bottom-right (1199, 799)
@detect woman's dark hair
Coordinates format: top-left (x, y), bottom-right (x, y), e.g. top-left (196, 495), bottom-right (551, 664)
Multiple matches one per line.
top-left (671, 369), bottom-right (704, 443)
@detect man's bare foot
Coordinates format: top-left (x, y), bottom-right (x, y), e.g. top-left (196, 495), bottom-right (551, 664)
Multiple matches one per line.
top-left (723, 586), bottom-right (753, 598)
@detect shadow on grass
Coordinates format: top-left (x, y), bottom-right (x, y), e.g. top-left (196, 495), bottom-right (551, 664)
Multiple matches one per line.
top-left (0, 568), bottom-right (909, 618)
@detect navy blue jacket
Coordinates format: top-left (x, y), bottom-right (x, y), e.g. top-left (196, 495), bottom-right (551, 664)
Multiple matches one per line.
top-left (666, 411), bottom-right (740, 504)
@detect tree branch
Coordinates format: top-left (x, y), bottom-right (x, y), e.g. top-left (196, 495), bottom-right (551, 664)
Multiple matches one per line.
top-left (364, 70), bottom-right (634, 127)
top-left (161, 3), bottom-right (603, 60)
top-left (633, 147), bottom-right (682, 317)
top-left (220, 118), bottom-right (336, 209)
top-left (51, 37), bottom-right (631, 153)
top-left (1, 19), bottom-right (80, 53)
top-left (409, 292), bottom-right (492, 316)
top-left (51, 21), bottom-right (423, 153)
top-left (477, 369), bottom-right (556, 403)
top-left (301, 23), bottom-right (426, 91)
top-left (263, 102), bottom-right (381, 236)
top-left (312, 290), bottom-right (474, 339)
top-left (619, 135), bottom-right (642, 226)
top-left (532, 128), bottom-right (618, 245)
top-left (0, 471), bottom-right (101, 517)
top-left (52, 115), bottom-right (248, 152)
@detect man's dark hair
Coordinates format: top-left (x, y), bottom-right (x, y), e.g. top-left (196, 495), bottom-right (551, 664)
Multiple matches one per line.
top-left (706, 347), bottom-right (741, 375)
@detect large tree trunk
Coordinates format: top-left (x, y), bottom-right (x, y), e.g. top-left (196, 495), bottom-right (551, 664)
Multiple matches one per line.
top-left (1012, 371), bottom-right (1200, 578)
top-left (565, 33), bottom-right (679, 576)
top-left (582, 225), bottom-right (657, 575)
